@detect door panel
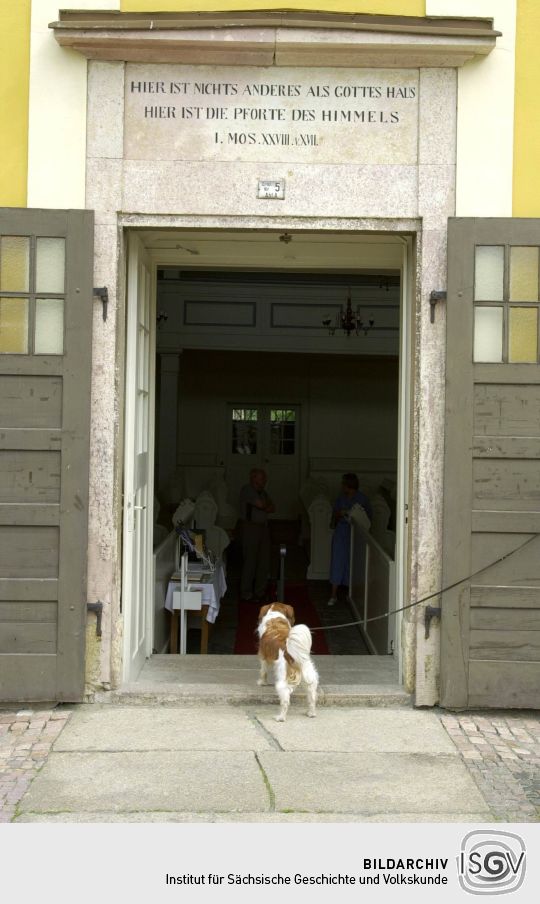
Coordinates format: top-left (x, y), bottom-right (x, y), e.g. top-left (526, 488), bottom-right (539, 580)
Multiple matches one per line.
top-left (0, 208), bottom-right (93, 702)
top-left (441, 218), bottom-right (540, 710)
top-left (122, 233), bottom-right (156, 681)
top-left (263, 406), bottom-right (300, 519)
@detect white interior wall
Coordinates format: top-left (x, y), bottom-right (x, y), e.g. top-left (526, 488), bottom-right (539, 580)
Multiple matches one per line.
top-left (170, 350), bottom-right (398, 509)
top-left (308, 358), bottom-right (399, 462)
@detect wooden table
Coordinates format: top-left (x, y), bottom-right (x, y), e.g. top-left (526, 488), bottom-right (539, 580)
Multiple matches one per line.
top-left (164, 564), bottom-right (226, 654)
top-left (169, 604), bottom-right (210, 654)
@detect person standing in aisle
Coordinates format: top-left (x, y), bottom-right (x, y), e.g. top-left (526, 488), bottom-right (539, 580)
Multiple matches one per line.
top-left (239, 468), bottom-right (275, 602)
top-left (328, 472), bottom-right (372, 607)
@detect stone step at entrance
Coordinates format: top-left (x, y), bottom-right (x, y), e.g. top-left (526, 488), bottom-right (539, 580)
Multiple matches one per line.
top-left (96, 655), bottom-right (411, 707)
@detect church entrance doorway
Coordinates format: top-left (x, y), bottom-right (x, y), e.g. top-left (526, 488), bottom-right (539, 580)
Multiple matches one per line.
top-left (122, 227), bottom-right (412, 689)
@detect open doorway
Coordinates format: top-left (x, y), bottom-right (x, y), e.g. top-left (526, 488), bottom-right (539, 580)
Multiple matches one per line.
top-left (122, 229), bottom-right (410, 684)
top-left (155, 346), bottom-right (399, 655)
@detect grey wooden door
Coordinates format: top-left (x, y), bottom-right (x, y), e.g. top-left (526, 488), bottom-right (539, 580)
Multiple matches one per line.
top-left (441, 218), bottom-right (540, 710)
top-left (0, 209), bottom-right (93, 702)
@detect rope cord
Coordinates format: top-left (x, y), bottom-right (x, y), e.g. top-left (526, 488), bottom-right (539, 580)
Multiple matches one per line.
top-left (308, 532), bottom-right (538, 632)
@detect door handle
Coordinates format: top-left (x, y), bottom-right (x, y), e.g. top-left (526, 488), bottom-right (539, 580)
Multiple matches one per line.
top-left (126, 495), bottom-right (145, 532)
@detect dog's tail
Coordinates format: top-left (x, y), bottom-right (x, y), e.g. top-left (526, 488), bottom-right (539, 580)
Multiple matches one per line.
top-left (284, 625), bottom-right (313, 686)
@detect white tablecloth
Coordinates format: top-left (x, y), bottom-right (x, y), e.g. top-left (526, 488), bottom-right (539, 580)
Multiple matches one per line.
top-left (164, 564), bottom-right (227, 624)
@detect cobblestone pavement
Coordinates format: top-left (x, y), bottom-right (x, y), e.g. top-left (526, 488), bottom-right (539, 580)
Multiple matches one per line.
top-left (0, 707), bottom-right (72, 823)
top-left (439, 711), bottom-right (540, 822)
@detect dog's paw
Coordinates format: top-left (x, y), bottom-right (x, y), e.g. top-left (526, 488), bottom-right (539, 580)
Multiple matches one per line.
top-left (307, 711), bottom-right (317, 718)
top-left (257, 678), bottom-right (268, 686)
top-left (274, 715), bottom-right (286, 723)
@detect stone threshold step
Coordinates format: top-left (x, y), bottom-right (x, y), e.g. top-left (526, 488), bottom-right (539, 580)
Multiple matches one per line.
top-left (94, 685), bottom-right (411, 707)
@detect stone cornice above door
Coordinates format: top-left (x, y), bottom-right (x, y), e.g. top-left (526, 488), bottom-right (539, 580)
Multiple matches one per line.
top-left (50, 10), bottom-right (500, 68)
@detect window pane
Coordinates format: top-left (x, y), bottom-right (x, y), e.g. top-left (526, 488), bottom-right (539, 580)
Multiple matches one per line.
top-left (271, 425), bottom-right (296, 455)
top-left (270, 409), bottom-right (296, 455)
top-left (36, 237), bottom-right (65, 293)
top-left (232, 409), bottom-right (258, 454)
top-left (232, 423), bottom-right (257, 454)
top-left (474, 306), bottom-right (503, 362)
top-left (34, 299), bottom-right (64, 354)
top-left (509, 307), bottom-right (538, 363)
top-left (232, 408), bottom-right (257, 422)
top-left (270, 408), bottom-right (295, 423)
top-left (510, 246), bottom-right (539, 301)
top-left (0, 236), bottom-right (30, 292)
top-left (475, 246), bottom-right (504, 301)
top-left (0, 297), bottom-right (29, 353)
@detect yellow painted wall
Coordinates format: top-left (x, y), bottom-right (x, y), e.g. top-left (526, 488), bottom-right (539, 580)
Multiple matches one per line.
top-left (5, 0), bottom-right (540, 216)
top-left (0, 0), bottom-right (31, 206)
top-left (122, 1), bottom-right (426, 15)
top-left (513, 0), bottom-right (540, 216)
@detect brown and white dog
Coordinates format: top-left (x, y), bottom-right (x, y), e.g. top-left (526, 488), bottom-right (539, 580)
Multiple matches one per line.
top-left (257, 603), bottom-right (318, 722)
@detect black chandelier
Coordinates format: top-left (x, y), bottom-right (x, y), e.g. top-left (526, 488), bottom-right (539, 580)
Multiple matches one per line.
top-left (323, 288), bottom-right (375, 337)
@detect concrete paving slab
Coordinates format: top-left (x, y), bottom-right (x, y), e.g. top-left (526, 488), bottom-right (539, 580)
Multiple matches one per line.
top-left (54, 705), bottom-right (271, 752)
top-left (18, 751), bottom-right (268, 814)
top-left (255, 707), bottom-right (456, 754)
top-left (12, 704), bottom-right (498, 824)
top-left (14, 811), bottom-right (494, 823)
top-left (257, 751), bottom-right (490, 815)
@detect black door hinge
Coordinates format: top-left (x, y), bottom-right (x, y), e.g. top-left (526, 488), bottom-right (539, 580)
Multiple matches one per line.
top-left (429, 290), bottom-right (446, 324)
top-left (93, 287), bottom-right (109, 322)
top-left (424, 605), bottom-right (441, 639)
top-left (87, 601), bottom-right (104, 638)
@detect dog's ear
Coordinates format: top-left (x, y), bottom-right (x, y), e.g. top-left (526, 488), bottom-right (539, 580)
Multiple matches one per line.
top-left (258, 603), bottom-right (272, 622)
top-left (284, 605), bottom-right (295, 625)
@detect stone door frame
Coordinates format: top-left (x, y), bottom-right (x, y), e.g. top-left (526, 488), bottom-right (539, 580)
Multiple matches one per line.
top-left (88, 212), bottom-right (440, 698)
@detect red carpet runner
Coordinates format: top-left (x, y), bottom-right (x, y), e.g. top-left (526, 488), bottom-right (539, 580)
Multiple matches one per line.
top-left (234, 582), bottom-right (330, 655)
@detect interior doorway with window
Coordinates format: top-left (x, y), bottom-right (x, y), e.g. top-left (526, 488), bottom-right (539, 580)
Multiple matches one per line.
top-left (228, 405), bottom-right (300, 520)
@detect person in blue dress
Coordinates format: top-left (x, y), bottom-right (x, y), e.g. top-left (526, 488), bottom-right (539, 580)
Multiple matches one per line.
top-left (328, 473), bottom-right (372, 607)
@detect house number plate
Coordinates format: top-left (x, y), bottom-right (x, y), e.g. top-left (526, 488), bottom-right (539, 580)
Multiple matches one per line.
top-left (257, 179), bottom-right (285, 200)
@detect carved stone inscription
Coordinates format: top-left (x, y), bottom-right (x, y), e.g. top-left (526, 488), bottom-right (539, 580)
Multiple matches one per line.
top-left (124, 64), bottom-right (419, 165)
